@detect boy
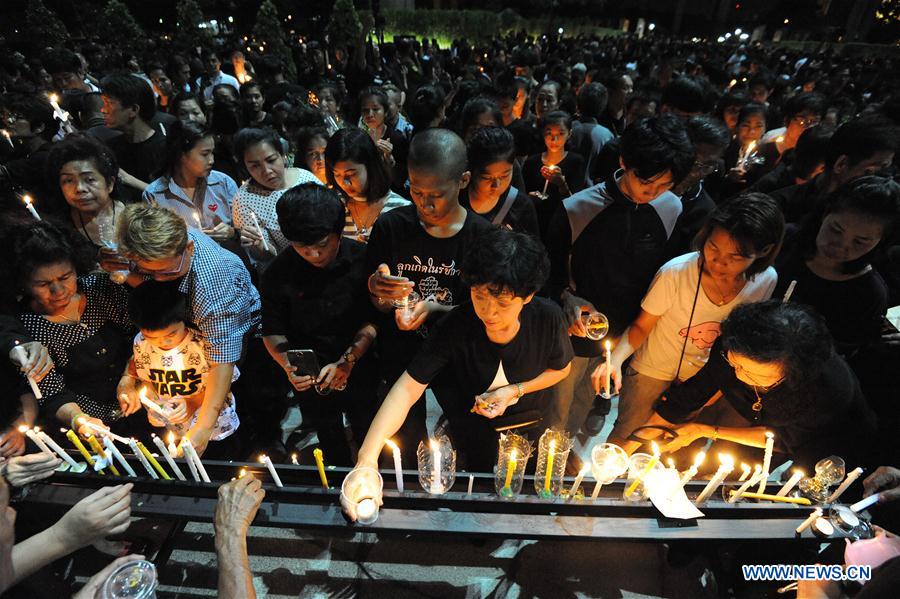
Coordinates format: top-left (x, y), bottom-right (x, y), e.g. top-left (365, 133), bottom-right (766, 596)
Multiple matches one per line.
top-left (117, 281), bottom-right (239, 457)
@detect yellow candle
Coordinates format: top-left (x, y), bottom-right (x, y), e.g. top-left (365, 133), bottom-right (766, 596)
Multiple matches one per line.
top-left (136, 441), bottom-right (172, 480)
top-left (64, 428), bottom-right (101, 474)
top-left (503, 449), bottom-right (518, 491)
top-left (543, 440), bottom-right (556, 493)
top-left (729, 491), bottom-right (811, 505)
top-left (87, 435), bottom-right (117, 476)
top-left (313, 447), bottom-right (329, 488)
top-left (626, 442), bottom-right (660, 497)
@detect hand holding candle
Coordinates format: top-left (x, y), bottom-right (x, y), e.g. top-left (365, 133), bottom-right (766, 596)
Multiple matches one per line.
top-left (11, 342), bottom-right (42, 398)
top-left (20, 194), bottom-right (41, 221)
top-left (260, 454), bottom-right (284, 487)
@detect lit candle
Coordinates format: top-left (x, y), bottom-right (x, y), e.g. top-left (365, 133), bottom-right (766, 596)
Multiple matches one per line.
top-left (431, 439), bottom-right (443, 494)
top-left (739, 140), bottom-right (757, 170)
top-left (603, 340), bottom-right (612, 396)
top-left (737, 462), bottom-right (752, 482)
top-left (569, 465), bottom-right (589, 499)
top-left (543, 440), bottom-right (556, 493)
top-left (776, 469), bottom-right (804, 497)
top-left (136, 440), bottom-right (171, 480)
top-left (827, 467), bottom-right (864, 504)
top-left (625, 442), bottom-right (659, 497)
top-left (238, 467), bottom-right (247, 478)
top-left (678, 451), bottom-right (705, 489)
top-left (48, 93), bottom-right (69, 122)
top-left (313, 447), bottom-right (329, 488)
top-left (796, 507), bottom-right (824, 534)
top-left (734, 491), bottom-right (811, 505)
top-left (385, 439), bottom-right (403, 493)
top-left (502, 448), bottom-right (518, 494)
top-left (291, 453), bottom-right (299, 465)
top-left (11, 342), bottom-right (42, 398)
top-left (19, 425), bottom-right (51, 455)
top-left (76, 417), bottom-right (129, 443)
top-left (180, 440), bottom-right (201, 482)
top-left (21, 195), bottom-right (41, 221)
top-left (36, 429), bottom-right (81, 470)
top-left (150, 435), bottom-right (181, 480)
top-left (695, 454), bottom-right (734, 505)
top-left (139, 388), bottom-right (169, 421)
top-left (167, 432), bottom-right (178, 458)
top-left (248, 210), bottom-right (270, 252)
top-left (756, 431), bottom-right (774, 494)
top-left (181, 438), bottom-right (209, 482)
top-left (260, 454), bottom-right (283, 487)
top-left (104, 436), bottom-right (136, 477)
top-left (357, 498), bottom-right (377, 521)
top-left (1, 129), bottom-right (11, 148)
top-left (728, 464), bottom-right (762, 503)
top-left (64, 428), bottom-right (98, 470)
top-left (129, 438), bottom-right (158, 479)
top-left (87, 435), bottom-right (118, 475)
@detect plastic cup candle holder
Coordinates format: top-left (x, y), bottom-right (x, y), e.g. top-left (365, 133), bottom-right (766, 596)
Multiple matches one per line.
top-left (392, 291), bottom-right (421, 327)
top-left (417, 435), bottom-right (455, 495)
top-left (623, 452), bottom-right (664, 502)
top-left (590, 442), bottom-right (629, 499)
top-left (534, 429), bottom-right (573, 499)
top-left (494, 432), bottom-right (532, 499)
top-left (341, 467), bottom-right (383, 526)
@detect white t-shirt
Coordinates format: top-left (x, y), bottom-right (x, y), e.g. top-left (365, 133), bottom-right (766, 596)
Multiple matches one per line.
top-left (631, 252), bottom-right (777, 382)
top-left (133, 328), bottom-right (240, 441)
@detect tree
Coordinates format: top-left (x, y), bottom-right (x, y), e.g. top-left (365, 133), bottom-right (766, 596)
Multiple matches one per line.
top-left (175, 0), bottom-right (215, 51)
top-left (326, 0), bottom-right (363, 52)
top-left (24, 0), bottom-right (68, 49)
top-left (252, 0), bottom-right (297, 79)
top-left (96, 0), bottom-right (146, 51)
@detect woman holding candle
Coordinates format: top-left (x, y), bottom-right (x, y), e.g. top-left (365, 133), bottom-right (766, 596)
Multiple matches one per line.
top-left (358, 87), bottom-right (408, 189)
top-left (720, 103), bottom-right (767, 195)
top-left (632, 300), bottom-right (877, 473)
top-left (597, 194), bottom-right (785, 451)
top-left (324, 127), bottom-right (410, 243)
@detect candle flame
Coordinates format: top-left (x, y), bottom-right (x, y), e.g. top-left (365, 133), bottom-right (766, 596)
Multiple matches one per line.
top-left (746, 140), bottom-right (756, 153)
top-left (740, 463), bottom-right (750, 475)
top-left (720, 454), bottom-right (735, 468)
top-left (1, 130), bottom-right (10, 139)
top-left (729, 79), bottom-right (737, 87)
top-left (49, 93), bottom-right (59, 104)
top-left (604, 340), bottom-right (612, 350)
top-left (765, 430), bottom-right (774, 439)
top-left (549, 439), bottom-right (557, 452)
top-left (259, 454), bottom-right (267, 463)
top-left (693, 451), bottom-right (706, 467)
top-left (775, 135), bottom-right (784, 144)
top-left (794, 468), bottom-right (804, 477)
top-left (291, 453), bottom-right (299, 465)
top-left (17, 425), bottom-right (28, 433)
top-left (239, 468), bottom-right (247, 478)
top-left (650, 441), bottom-right (659, 457)
top-left (33, 426), bottom-right (40, 433)
top-left (667, 458), bottom-right (675, 469)
top-left (430, 438), bottom-right (440, 451)
top-left (385, 438), bottom-right (399, 451)
top-left (752, 464), bottom-right (762, 475)
top-left (580, 465), bottom-right (591, 475)
top-left (509, 448), bottom-right (518, 461)
top-left (22, 195), bottom-right (34, 207)
top-left (167, 431), bottom-right (175, 444)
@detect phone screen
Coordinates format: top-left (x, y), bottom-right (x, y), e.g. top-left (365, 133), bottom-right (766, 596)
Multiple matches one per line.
top-left (287, 350), bottom-right (320, 377)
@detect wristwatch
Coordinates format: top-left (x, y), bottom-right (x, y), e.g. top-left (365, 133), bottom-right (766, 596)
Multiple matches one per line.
top-left (342, 350), bottom-right (358, 365)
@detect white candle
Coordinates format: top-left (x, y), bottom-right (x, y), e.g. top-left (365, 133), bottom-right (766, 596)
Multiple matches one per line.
top-left (260, 454), bottom-right (283, 487)
top-left (249, 211), bottom-right (270, 252)
top-left (603, 340), bottom-right (612, 396)
top-left (180, 441), bottom-right (200, 482)
top-left (11, 343), bottom-right (42, 398)
top-left (737, 463), bottom-right (752, 482)
top-left (728, 464), bottom-right (762, 503)
top-left (48, 93), bottom-right (69, 122)
top-left (19, 426), bottom-right (51, 455)
top-left (139, 388), bottom-right (169, 420)
top-left (166, 432), bottom-right (178, 458)
top-left (430, 438), bottom-right (443, 494)
top-left (36, 430), bottom-right (80, 469)
top-left (76, 417), bottom-right (129, 443)
top-left (782, 280), bottom-right (797, 303)
top-left (104, 436), bottom-right (136, 477)
top-left (796, 507), bottom-right (823, 534)
top-left (850, 493), bottom-right (881, 513)
top-left (182, 439), bottom-right (210, 482)
top-left (128, 439), bottom-right (158, 479)
top-left (827, 467), bottom-right (864, 504)
top-left (1, 129), bottom-right (11, 148)
top-left (776, 469), bottom-right (804, 497)
top-left (678, 451), bottom-right (705, 489)
top-left (291, 453), bottom-right (299, 465)
top-left (569, 466), bottom-right (589, 499)
top-left (385, 439), bottom-right (403, 493)
top-left (21, 195), bottom-right (41, 221)
top-left (591, 480), bottom-right (603, 499)
top-left (152, 435), bottom-right (185, 481)
top-left (757, 431), bottom-right (774, 494)
top-left (695, 454), bottom-right (734, 505)
top-left (467, 474), bottom-right (474, 496)
top-left (357, 498), bottom-right (376, 520)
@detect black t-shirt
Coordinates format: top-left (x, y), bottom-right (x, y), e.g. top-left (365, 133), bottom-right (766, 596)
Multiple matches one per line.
top-left (522, 151), bottom-right (587, 240)
top-left (260, 238), bottom-right (374, 364)
top-left (106, 130), bottom-right (167, 204)
top-left (407, 298), bottom-right (574, 420)
top-left (656, 338), bottom-right (877, 472)
top-left (459, 186), bottom-right (540, 237)
top-left (364, 204), bottom-right (492, 379)
top-left (768, 176), bottom-right (823, 224)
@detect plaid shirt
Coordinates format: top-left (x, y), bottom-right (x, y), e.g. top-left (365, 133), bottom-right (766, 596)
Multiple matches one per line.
top-left (179, 230), bottom-right (261, 363)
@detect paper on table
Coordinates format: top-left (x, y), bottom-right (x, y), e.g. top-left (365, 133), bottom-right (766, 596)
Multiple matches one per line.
top-left (646, 469), bottom-right (705, 520)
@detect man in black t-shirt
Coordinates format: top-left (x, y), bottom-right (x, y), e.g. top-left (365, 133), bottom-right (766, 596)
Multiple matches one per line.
top-left (346, 229), bottom-right (572, 519)
top-left (365, 128), bottom-right (492, 463)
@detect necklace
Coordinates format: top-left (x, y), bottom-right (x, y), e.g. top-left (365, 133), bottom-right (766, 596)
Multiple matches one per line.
top-left (44, 293), bottom-right (87, 328)
top-left (751, 385), bottom-right (764, 412)
top-left (77, 203), bottom-right (118, 247)
top-left (347, 198), bottom-right (383, 241)
top-left (707, 274), bottom-right (743, 306)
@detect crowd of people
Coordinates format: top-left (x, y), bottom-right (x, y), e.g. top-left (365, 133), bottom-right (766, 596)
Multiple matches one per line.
top-left (0, 21), bottom-right (898, 595)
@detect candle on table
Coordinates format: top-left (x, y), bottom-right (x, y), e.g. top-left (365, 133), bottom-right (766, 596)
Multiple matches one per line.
top-left (128, 439), bottom-right (158, 479)
top-left (728, 464), bottom-right (762, 503)
top-left (36, 429), bottom-right (81, 470)
top-left (603, 341), bottom-right (612, 396)
top-left (776, 469), bottom-right (804, 497)
top-left (385, 439), bottom-right (403, 493)
top-left (357, 499), bottom-right (377, 521)
top-left (796, 508), bottom-right (824, 534)
top-left (104, 436), bottom-right (136, 477)
top-left (260, 454), bottom-right (283, 487)
top-left (313, 447), bottom-right (329, 488)
top-left (569, 465), bottom-right (589, 499)
top-left (827, 467), bottom-right (864, 504)
top-left (64, 428), bottom-right (99, 471)
top-left (756, 431), bottom-right (774, 494)
top-left (137, 440), bottom-right (171, 480)
top-left (737, 463), bottom-right (752, 482)
top-left (543, 440), bottom-right (557, 494)
top-left (733, 491), bottom-right (812, 505)
top-left (76, 417), bottom-right (129, 443)
top-left (695, 454), bottom-right (734, 505)
top-left (19, 426), bottom-right (51, 455)
top-left (11, 342), bottom-right (42, 398)
top-left (249, 211), bottom-right (270, 252)
top-left (21, 195), bottom-right (41, 221)
top-left (625, 442), bottom-right (660, 498)
top-left (87, 435), bottom-right (118, 475)
top-left (181, 438), bottom-right (210, 482)
top-left (152, 435), bottom-right (184, 481)
top-left (502, 449), bottom-right (518, 494)
top-left (430, 439), bottom-right (443, 494)
top-left (181, 441), bottom-right (201, 482)
top-left (167, 432), bottom-right (178, 458)
top-left (467, 474), bottom-right (474, 496)
top-left (591, 480), bottom-right (603, 499)
top-left (678, 451), bottom-right (705, 489)
top-left (291, 453), bottom-right (299, 465)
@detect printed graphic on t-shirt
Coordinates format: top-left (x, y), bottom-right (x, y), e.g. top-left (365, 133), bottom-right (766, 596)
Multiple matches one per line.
top-left (395, 256), bottom-right (460, 336)
top-left (678, 321), bottom-right (721, 349)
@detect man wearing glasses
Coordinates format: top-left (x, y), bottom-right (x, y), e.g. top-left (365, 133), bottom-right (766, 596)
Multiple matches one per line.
top-left (107, 205), bottom-right (261, 455)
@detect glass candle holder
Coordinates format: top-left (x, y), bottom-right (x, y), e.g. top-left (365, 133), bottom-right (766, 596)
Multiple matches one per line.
top-left (533, 429), bottom-right (573, 499)
top-left (417, 435), bottom-right (455, 495)
top-left (340, 467), bottom-right (383, 525)
top-left (101, 559), bottom-right (158, 598)
top-left (581, 311), bottom-right (609, 341)
top-left (392, 290), bottom-right (421, 327)
top-left (495, 432), bottom-right (532, 499)
top-left (799, 455), bottom-right (845, 504)
top-left (623, 452), bottom-right (664, 501)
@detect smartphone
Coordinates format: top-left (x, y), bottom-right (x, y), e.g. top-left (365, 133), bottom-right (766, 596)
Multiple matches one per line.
top-left (287, 349), bottom-right (320, 378)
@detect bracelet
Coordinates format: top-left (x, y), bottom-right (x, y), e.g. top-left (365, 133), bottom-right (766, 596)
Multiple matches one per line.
top-left (71, 412), bottom-right (87, 431)
top-left (342, 350), bottom-right (358, 365)
top-left (515, 382), bottom-right (524, 399)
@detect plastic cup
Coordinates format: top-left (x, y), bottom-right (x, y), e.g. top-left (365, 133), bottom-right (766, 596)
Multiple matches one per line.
top-left (341, 467), bottom-right (383, 525)
top-left (101, 559), bottom-right (157, 598)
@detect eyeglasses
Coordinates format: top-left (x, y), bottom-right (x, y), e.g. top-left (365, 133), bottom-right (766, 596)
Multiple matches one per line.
top-left (792, 116), bottom-right (821, 128)
top-left (693, 160), bottom-right (719, 175)
top-left (130, 249), bottom-right (189, 278)
top-left (721, 350), bottom-right (785, 390)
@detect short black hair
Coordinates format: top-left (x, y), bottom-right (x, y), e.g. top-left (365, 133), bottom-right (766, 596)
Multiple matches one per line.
top-left (171, 92), bottom-right (204, 114)
top-left (8, 220), bottom-right (92, 295)
top-left (325, 126), bottom-right (392, 202)
top-left (46, 133), bottom-right (118, 186)
top-left (458, 97), bottom-right (502, 137)
top-left (162, 119), bottom-right (213, 178)
top-left (4, 94), bottom-right (57, 141)
top-left (737, 102), bottom-right (767, 126)
top-left (234, 127), bottom-right (284, 163)
top-left (43, 48), bottom-right (83, 76)
top-left (825, 116), bottom-right (898, 171)
top-left (540, 110), bottom-right (572, 131)
top-left (101, 73), bottom-right (156, 122)
top-left (128, 280), bottom-right (188, 331)
top-left (408, 127), bottom-right (467, 181)
top-left (793, 125), bottom-right (832, 179)
top-left (715, 90), bottom-right (750, 121)
top-left (620, 114), bottom-right (695, 183)
top-left (685, 115), bottom-right (730, 150)
top-left (241, 81), bottom-right (263, 96)
top-left (782, 92), bottom-right (826, 122)
top-left (407, 84), bottom-right (446, 132)
top-left (358, 86), bottom-right (389, 112)
top-left (467, 126), bottom-right (515, 174)
top-left (276, 182), bottom-right (345, 244)
top-left (748, 71), bottom-right (775, 91)
top-left (660, 77), bottom-right (705, 114)
top-left (576, 82), bottom-right (609, 120)
top-left (461, 227), bottom-right (549, 298)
